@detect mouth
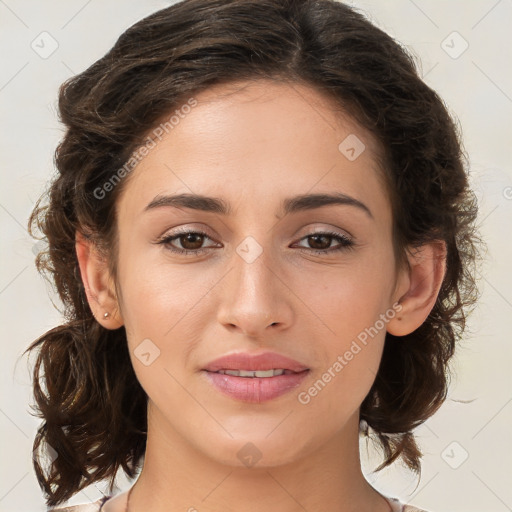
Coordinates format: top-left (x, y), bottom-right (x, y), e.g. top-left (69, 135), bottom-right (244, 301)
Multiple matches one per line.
top-left (211, 368), bottom-right (301, 377)
top-left (202, 350), bottom-right (309, 374)
top-left (201, 351), bottom-right (310, 403)
top-left (202, 368), bottom-right (310, 403)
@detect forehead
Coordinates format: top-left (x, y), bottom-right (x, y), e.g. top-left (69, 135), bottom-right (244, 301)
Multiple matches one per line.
top-left (117, 79), bottom-right (391, 225)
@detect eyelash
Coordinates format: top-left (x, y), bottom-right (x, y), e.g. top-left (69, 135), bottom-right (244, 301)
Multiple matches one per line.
top-left (156, 229), bottom-right (355, 257)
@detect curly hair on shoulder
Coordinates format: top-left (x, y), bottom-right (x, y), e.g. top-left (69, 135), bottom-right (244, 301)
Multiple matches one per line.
top-left (24, 0), bottom-right (481, 507)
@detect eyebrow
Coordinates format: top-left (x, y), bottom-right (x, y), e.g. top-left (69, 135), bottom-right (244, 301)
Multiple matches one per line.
top-left (144, 192), bottom-right (373, 219)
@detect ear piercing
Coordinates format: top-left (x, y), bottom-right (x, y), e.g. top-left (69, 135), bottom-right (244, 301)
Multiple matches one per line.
top-left (104, 312), bottom-right (110, 318)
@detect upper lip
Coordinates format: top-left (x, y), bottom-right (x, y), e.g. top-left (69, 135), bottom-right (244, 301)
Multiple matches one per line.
top-left (203, 351), bottom-right (309, 373)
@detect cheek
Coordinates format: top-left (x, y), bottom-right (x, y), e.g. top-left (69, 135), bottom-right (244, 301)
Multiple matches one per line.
top-left (296, 340), bottom-right (383, 434)
top-left (293, 246), bottom-right (396, 337)
top-left (117, 244), bottom-right (209, 337)
top-left (292, 248), bottom-right (394, 404)
top-left (297, 274), bottom-right (388, 418)
top-left (117, 257), bottom-right (205, 401)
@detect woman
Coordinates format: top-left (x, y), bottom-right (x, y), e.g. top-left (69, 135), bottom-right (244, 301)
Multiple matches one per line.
top-left (25, 0), bottom-right (480, 511)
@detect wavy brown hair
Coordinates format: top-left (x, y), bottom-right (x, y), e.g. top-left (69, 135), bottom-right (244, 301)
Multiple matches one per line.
top-left (24, 0), bottom-right (480, 507)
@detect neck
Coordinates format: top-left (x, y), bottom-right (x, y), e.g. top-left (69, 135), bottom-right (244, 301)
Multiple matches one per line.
top-left (124, 402), bottom-right (390, 512)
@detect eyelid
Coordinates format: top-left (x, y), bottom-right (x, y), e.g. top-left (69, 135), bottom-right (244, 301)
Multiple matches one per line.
top-left (156, 224), bottom-right (216, 240)
top-left (156, 224), bottom-right (352, 243)
top-left (155, 227), bottom-right (217, 246)
top-left (298, 225), bottom-right (353, 239)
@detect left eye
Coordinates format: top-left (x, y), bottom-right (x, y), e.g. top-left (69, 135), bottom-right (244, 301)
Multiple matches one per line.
top-left (156, 230), bottom-right (354, 256)
top-left (293, 232), bottom-right (354, 254)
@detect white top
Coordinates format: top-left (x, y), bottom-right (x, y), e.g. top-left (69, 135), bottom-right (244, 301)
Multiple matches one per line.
top-left (48, 489), bottom-right (429, 511)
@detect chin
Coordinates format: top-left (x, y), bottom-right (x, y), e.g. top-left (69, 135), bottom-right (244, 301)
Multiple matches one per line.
top-left (197, 431), bottom-right (316, 470)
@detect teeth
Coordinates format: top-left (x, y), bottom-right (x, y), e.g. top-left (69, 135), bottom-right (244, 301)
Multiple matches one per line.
top-left (217, 369), bottom-right (287, 378)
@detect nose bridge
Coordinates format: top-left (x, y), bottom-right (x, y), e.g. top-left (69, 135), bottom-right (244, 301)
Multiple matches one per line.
top-left (217, 234), bottom-right (292, 335)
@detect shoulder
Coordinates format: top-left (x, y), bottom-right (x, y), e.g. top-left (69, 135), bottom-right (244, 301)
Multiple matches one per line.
top-left (385, 495), bottom-right (431, 512)
top-left (48, 496), bottom-right (110, 512)
top-left (403, 505), bottom-right (430, 512)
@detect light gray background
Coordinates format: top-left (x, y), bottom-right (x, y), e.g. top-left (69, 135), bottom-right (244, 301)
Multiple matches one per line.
top-left (1, 1), bottom-right (511, 511)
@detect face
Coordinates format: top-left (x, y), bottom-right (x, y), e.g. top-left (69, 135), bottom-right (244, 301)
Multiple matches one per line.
top-left (112, 79), bottom-right (402, 467)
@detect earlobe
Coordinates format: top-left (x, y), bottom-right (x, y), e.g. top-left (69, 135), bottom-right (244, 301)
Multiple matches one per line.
top-left (387, 241), bottom-right (447, 336)
top-left (75, 231), bottom-right (124, 329)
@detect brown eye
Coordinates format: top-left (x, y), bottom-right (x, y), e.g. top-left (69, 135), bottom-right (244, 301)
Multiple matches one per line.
top-left (294, 231), bottom-right (354, 255)
top-left (157, 230), bottom-right (217, 256)
top-left (307, 234), bottom-right (333, 250)
top-left (176, 232), bottom-right (206, 250)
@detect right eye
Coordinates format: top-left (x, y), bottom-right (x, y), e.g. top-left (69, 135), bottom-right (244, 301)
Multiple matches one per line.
top-left (157, 230), bottom-right (219, 256)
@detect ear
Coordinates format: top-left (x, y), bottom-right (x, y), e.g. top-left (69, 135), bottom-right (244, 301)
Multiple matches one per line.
top-left (75, 231), bottom-right (124, 329)
top-left (387, 240), bottom-right (447, 336)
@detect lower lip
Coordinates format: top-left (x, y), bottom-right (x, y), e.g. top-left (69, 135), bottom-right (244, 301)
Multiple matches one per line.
top-left (203, 370), bottom-right (310, 403)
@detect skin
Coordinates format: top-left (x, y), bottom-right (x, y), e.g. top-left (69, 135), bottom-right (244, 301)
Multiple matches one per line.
top-left (76, 79), bottom-right (446, 512)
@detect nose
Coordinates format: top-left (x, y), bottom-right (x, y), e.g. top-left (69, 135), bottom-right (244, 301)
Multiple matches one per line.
top-left (216, 247), bottom-right (294, 338)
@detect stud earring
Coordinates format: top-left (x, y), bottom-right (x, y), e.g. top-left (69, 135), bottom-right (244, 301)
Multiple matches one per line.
top-left (104, 312), bottom-right (109, 318)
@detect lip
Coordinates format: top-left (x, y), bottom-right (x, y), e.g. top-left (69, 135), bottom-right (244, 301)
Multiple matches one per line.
top-left (202, 351), bottom-right (310, 403)
top-left (203, 369), bottom-right (310, 403)
top-left (203, 351), bottom-right (309, 373)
